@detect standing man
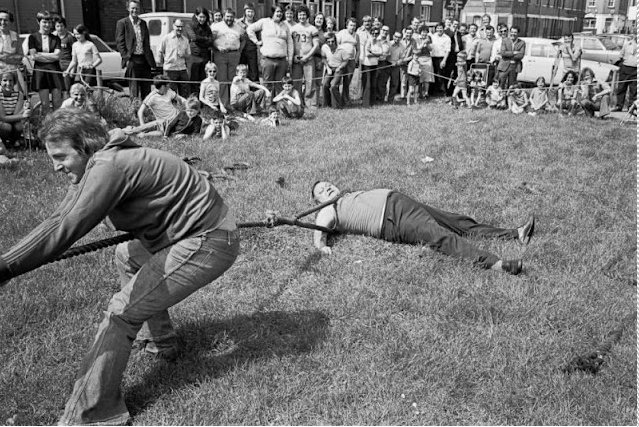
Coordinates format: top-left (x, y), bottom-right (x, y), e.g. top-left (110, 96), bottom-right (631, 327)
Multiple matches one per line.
top-left (398, 27), bottom-right (417, 100)
top-left (613, 33), bottom-right (636, 112)
top-left (474, 25), bottom-right (496, 64)
top-left (0, 108), bottom-right (239, 425)
top-left (463, 23), bottom-right (479, 69)
top-left (478, 14), bottom-right (492, 39)
top-left (429, 22), bottom-right (451, 96)
top-left (375, 25), bottom-right (392, 103)
top-left (158, 19), bottom-right (191, 97)
top-left (115, 0), bottom-right (156, 100)
top-left (211, 8), bottom-right (245, 109)
top-left (355, 16), bottom-right (373, 100)
top-left (552, 32), bottom-right (582, 83)
top-left (496, 26), bottom-right (525, 89)
top-left (387, 31), bottom-right (407, 102)
top-left (291, 5), bottom-right (320, 108)
top-left (237, 3), bottom-right (259, 82)
top-left (445, 19), bottom-right (464, 96)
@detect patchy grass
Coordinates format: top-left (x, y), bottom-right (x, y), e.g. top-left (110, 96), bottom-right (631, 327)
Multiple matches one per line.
top-left (0, 99), bottom-right (636, 425)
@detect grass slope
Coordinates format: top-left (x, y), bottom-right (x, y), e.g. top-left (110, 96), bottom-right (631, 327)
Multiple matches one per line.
top-left (0, 101), bottom-right (636, 425)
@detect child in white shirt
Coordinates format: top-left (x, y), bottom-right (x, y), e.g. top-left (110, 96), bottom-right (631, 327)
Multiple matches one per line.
top-left (528, 77), bottom-right (549, 116)
top-left (230, 64), bottom-right (270, 116)
top-left (273, 75), bottom-right (304, 118)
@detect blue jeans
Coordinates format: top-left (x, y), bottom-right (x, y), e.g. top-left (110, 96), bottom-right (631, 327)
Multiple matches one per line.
top-left (59, 227), bottom-right (240, 425)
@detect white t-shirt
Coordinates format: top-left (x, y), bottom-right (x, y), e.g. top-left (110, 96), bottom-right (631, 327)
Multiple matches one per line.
top-left (72, 41), bottom-right (99, 68)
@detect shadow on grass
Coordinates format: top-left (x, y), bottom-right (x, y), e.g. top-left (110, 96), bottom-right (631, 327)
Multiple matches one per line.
top-left (125, 309), bottom-right (330, 417)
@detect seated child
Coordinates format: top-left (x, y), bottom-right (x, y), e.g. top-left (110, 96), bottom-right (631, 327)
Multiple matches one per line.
top-left (199, 62), bottom-right (227, 115)
top-left (485, 79), bottom-right (506, 109)
top-left (259, 105), bottom-right (281, 128)
top-left (230, 64), bottom-right (270, 116)
top-left (164, 96), bottom-right (203, 138)
top-left (273, 75), bottom-right (304, 118)
top-left (125, 75), bottom-right (187, 137)
top-left (203, 108), bottom-right (232, 141)
top-left (528, 76), bottom-right (549, 116)
top-left (405, 54), bottom-right (420, 106)
top-left (507, 83), bottom-right (528, 114)
top-left (451, 51), bottom-right (471, 108)
top-left (0, 72), bottom-right (31, 146)
top-left (61, 83), bottom-right (99, 113)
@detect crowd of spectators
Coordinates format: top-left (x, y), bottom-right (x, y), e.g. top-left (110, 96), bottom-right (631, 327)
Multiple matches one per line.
top-left (0, 2), bottom-right (636, 148)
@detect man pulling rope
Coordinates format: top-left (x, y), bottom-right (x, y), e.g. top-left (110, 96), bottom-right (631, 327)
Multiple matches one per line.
top-left (0, 108), bottom-right (239, 426)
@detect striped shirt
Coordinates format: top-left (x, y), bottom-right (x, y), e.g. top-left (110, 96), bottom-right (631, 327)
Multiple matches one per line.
top-left (0, 90), bottom-right (19, 115)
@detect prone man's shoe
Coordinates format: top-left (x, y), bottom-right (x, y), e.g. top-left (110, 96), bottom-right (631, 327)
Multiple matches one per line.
top-left (519, 214), bottom-right (535, 245)
top-left (502, 259), bottom-right (523, 275)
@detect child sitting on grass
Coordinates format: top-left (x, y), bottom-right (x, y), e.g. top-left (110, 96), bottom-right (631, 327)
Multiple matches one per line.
top-left (451, 51), bottom-right (470, 108)
top-left (61, 83), bottom-right (98, 113)
top-left (259, 105), bottom-right (281, 127)
top-left (405, 54), bottom-right (420, 106)
top-left (203, 109), bottom-right (236, 140)
top-left (164, 96), bottom-right (204, 138)
top-left (485, 79), bottom-right (506, 109)
top-left (125, 75), bottom-right (187, 137)
top-left (230, 64), bottom-right (270, 117)
top-left (528, 76), bottom-right (549, 116)
top-left (507, 83), bottom-right (528, 114)
top-left (0, 72), bottom-right (31, 147)
top-left (199, 62), bottom-right (227, 115)
top-left (273, 76), bottom-right (304, 118)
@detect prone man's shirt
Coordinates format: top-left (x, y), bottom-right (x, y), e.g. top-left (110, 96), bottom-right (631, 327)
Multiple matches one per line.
top-left (143, 88), bottom-right (180, 121)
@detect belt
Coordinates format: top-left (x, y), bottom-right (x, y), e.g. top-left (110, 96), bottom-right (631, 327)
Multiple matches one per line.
top-left (265, 56), bottom-right (286, 60)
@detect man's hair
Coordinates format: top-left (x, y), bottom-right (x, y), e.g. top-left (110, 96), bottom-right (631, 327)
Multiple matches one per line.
top-left (345, 17), bottom-right (357, 27)
top-left (185, 96), bottom-right (201, 110)
top-left (296, 5), bottom-right (310, 18)
top-left (271, 4), bottom-right (284, 15)
top-left (510, 25), bottom-right (520, 33)
top-left (485, 25), bottom-right (494, 32)
top-left (311, 180), bottom-right (322, 201)
top-left (418, 25), bottom-right (429, 34)
top-left (36, 11), bottom-right (53, 22)
top-left (244, 2), bottom-right (255, 10)
top-left (281, 75), bottom-right (293, 85)
top-left (482, 14), bottom-right (491, 21)
top-left (469, 23), bottom-right (478, 30)
top-left (128, 0), bottom-right (142, 8)
top-left (325, 31), bottom-right (336, 41)
top-left (39, 108), bottom-right (108, 157)
top-left (498, 23), bottom-right (508, 30)
top-left (0, 9), bottom-right (14, 23)
top-left (236, 63), bottom-right (248, 73)
top-left (153, 74), bottom-right (170, 88)
top-left (223, 8), bottom-right (236, 16)
top-left (435, 22), bottom-right (445, 30)
top-left (54, 16), bottom-right (66, 26)
top-left (69, 82), bottom-right (87, 95)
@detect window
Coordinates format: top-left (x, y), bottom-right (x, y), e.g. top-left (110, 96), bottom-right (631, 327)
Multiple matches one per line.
top-left (420, 5), bottom-right (431, 22)
top-left (148, 19), bottom-right (162, 36)
top-left (607, 0), bottom-right (615, 7)
top-left (530, 43), bottom-right (555, 58)
top-left (584, 18), bottom-right (596, 29)
top-left (583, 38), bottom-right (604, 50)
top-left (587, 0), bottom-right (596, 6)
top-left (221, 0), bottom-right (237, 11)
top-left (371, 1), bottom-right (384, 20)
top-left (307, 0), bottom-right (320, 17)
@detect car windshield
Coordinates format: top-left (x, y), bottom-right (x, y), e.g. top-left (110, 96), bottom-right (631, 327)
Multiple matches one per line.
top-left (90, 36), bottom-right (113, 53)
top-left (599, 38), bottom-right (620, 50)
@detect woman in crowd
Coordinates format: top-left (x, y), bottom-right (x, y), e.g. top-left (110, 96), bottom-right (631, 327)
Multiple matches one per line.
top-left (414, 25), bottom-right (434, 99)
top-left (313, 13), bottom-right (327, 107)
top-left (0, 71), bottom-right (30, 145)
top-left (284, 5), bottom-right (296, 30)
top-left (247, 4), bottom-right (293, 96)
top-left (557, 70), bottom-right (580, 116)
top-left (326, 16), bottom-right (337, 33)
top-left (64, 24), bottom-right (102, 87)
top-left (336, 18), bottom-right (359, 106)
top-left (361, 26), bottom-right (382, 107)
top-left (579, 67), bottom-right (611, 119)
top-left (28, 10), bottom-right (64, 115)
top-left (210, 9), bottom-right (223, 24)
top-left (186, 7), bottom-right (214, 95)
top-left (0, 9), bottom-right (26, 96)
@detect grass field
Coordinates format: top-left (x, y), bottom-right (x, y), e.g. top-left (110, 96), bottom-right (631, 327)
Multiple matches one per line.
top-left (0, 100), bottom-right (636, 425)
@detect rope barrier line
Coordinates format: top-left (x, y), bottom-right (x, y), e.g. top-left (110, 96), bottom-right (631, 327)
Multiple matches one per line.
top-left (7, 63), bottom-right (633, 91)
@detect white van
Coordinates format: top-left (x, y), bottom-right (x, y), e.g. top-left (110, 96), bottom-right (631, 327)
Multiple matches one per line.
top-left (140, 12), bottom-right (192, 67)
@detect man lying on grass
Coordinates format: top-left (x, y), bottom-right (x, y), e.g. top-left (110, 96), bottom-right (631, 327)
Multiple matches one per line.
top-left (0, 108), bottom-right (240, 426)
top-left (311, 181), bottom-right (535, 275)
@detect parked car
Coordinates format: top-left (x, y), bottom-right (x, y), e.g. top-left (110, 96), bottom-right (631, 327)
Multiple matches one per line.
top-left (566, 34), bottom-right (622, 64)
top-left (517, 37), bottom-right (619, 89)
top-left (20, 34), bottom-right (125, 82)
top-left (140, 12), bottom-right (193, 67)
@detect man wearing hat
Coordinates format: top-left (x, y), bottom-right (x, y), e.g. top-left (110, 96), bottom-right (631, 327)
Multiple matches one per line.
top-left (237, 2), bottom-right (259, 82)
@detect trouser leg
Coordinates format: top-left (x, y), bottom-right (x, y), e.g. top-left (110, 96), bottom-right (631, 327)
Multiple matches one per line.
top-left (388, 66), bottom-right (400, 100)
top-left (292, 62), bottom-right (304, 101)
top-left (330, 71), bottom-right (343, 109)
top-left (302, 60), bottom-right (315, 106)
top-left (382, 192), bottom-right (503, 268)
top-left (60, 231), bottom-right (239, 425)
